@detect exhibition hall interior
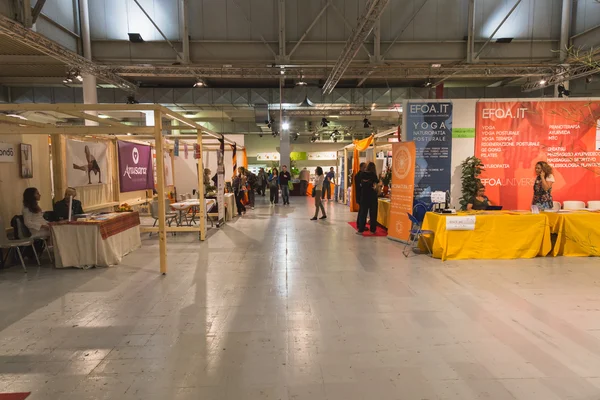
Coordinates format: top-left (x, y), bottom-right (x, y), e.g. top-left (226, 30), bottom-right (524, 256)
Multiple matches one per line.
top-left (1, 0), bottom-right (600, 399)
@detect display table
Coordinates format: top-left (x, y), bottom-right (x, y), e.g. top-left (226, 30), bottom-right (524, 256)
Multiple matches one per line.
top-left (50, 212), bottom-right (142, 268)
top-left (544, 211), bottom-right (600, 256)
top-left (377, 198), bottom-right (391, 228)
top-left (170, 199), bottom-right (216, 226)
top-left (421, 211), bottom-right (552, 261)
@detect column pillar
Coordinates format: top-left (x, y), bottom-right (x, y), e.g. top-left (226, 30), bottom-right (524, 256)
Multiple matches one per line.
top-left (79, 0), bottom-right (98, 123)
top-left (557, 0), bottom-right (573, 97)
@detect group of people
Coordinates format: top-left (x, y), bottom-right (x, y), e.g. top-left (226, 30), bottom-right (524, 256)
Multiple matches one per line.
top-left (232, 165), bottom-right (292, 216)
top-left (19, 187), bottom-right (84, 240)
top-left (467, 161), bottom-right (556, 211)
top-left (352, 162), bottom-right (380, 234)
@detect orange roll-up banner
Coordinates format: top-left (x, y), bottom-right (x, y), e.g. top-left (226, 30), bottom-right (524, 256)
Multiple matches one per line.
top-left (475, 101), bottom-right (600, 210)
top-left (388, 141), bottom-right (416, 242)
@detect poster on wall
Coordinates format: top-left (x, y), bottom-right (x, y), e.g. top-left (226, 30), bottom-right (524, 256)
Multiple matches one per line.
top-left (0, 142), bottom-right (15, 163)
top-left (388, 142), bottom-right (416, 242)
top-left (117, 141), bottom-right (154, 192)
top-left (66, 140), bottom-right (107, 186)
top-left (475, 101), bottom-right (600, 210)
top-left (405, 102), bottom-right (453, 203)
top-left (20, 144), bottom-right (32, 178)
top-left (152, 150), bottom-right (175, 188)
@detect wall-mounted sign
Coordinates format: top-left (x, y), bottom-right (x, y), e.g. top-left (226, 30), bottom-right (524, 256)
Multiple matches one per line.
top-left (307, 152), bottom-right (337, 161)
top-left (257, 152), bottom-right (280, 161)
top-left (0, 142), bottom-right (15, 162)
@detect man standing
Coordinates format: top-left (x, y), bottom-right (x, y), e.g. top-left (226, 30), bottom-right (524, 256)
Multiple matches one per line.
top-left (279, 165), bottom-right (292, 205)
top-left (244, 168), bottom-right (258, 210)
top-left (257, 168), bottom-right (268, 196)
top-left (354, 162), bottom-right (366, 226)
top-left (53, 187), bottom-right (84, 221)
top-left (322, 166), bottom-right (335, 201)
top-left (299, 167), bottom-right (310, 196)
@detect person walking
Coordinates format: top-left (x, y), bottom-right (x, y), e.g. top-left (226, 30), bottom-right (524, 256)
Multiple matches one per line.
top-left (257, 167), bottom-right (268, 196)
top-left (269, 168), bottom-right (280, 205)
top-left (279, 165), bottom-right (292, 205)
top-left (299, 167), bottom-right (310, 196)
top-left (244, 168), bottom-right (257, 210)
top-left (233, 167), bottom-right (247, 216)
top-left (310, 167), bottom-right (327, 221)
top-left (323, 167), bottom-right (335, 201)
top-left (357, 162), bottom-right (379, 234)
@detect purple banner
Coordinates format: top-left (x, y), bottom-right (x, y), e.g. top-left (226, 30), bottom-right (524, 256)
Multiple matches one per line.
top-left (118, 141), bottom-right (154, 192)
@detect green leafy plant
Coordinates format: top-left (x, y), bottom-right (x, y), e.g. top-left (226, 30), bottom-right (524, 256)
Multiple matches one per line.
top-left (459, 156), bottom-right (484, 210)
top-left (381, 170), bottom-right (392, 186)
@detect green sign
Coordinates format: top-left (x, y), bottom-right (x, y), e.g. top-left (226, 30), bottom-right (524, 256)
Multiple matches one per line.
top-left (290, 151), bottom-right (307, 161)
top-left (452, 128), bottom-right (475, 138)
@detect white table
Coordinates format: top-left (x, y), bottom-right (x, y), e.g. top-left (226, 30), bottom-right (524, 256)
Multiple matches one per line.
top-left (170, 199), bottom-right (216, 226)
top-left (51, 212), bottom-right (142, 268)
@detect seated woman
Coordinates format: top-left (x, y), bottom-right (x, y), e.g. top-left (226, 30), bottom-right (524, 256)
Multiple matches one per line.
top-left (467, 184), bottom-right (493, 210)
top-left (22, 187), bottom-right (50, 238)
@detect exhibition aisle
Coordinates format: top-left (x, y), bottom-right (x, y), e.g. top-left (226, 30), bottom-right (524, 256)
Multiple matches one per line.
top-left (1, 197), bottom-right (600, 400)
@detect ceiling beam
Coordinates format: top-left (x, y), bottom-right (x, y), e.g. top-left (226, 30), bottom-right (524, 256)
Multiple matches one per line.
top-left (0, 14), bottom-right (137, 93)
top-left (322, 0), bottom-right (390, 95)
top-left (0, 55), bottom-right (61, 64)
top-left (31, 0), bottom-right (47, 24)
top-left (288, 1), bottom-right (330, 58)
top-left (475, 0), bottom-right (523, 60)
top-left (133, 0), bottom-right (182, 62)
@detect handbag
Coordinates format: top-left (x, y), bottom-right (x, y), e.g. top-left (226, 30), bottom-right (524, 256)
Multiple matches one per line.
top-left (311, 187), bottom-right (316, 197)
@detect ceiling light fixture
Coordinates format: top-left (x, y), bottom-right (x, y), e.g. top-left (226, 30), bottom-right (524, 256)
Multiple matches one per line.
top-left (126, 95), bottom-right (139, 104)
top-left (539, 79), bottom-right (547, 85)
top-left (431, 63), bottom-right (441, 68)
top-left (282, 122), bottom-right (290, 130)
top-left (363, 118), bottom-right (371, 128)
top-left (296, 80), bottom-right (308, 86)
top-left (98, 114), bottom-right (110, 119)
top-left (128, 33), bottom-right (144, 43)
top-left (320, 117), bottom-right (329, 128)
top-left (194, 79), bottom-right (206, 87)
top-left (557, 84), bottom-right (571, 98)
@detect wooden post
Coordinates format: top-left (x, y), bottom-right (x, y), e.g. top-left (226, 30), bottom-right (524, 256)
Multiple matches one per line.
top-left (154, 109), bottom-right (168, 274)
top-left (196, 129), bottom-right (206, 241)
top-left (343, 148), bottom-right (348, 205)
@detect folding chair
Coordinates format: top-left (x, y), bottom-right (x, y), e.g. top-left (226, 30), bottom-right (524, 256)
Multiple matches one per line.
top-left (0, 217), bottom-right (40, 273)
top-left (403, 208), bottom-right (435, 257)
top-left (14, 217), bottom-right (53, 264)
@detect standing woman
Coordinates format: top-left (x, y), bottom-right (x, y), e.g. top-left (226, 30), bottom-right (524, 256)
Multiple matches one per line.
top-left (357, 162), bottom-right (379, 234)
top-left (310, 167), bottom-right (327, 221)
top-left (269, 168), bottom-right (279, 205)
top-left (233, 167), bottom-right (247, 216)
top-left (22, 187), bottom-right (50, 238)
top-left (532, 161), bottom-right (555, 210)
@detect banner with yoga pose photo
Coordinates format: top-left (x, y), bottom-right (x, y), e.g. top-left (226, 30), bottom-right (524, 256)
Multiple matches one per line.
top-left (66, 140), bottom-right (107, 187)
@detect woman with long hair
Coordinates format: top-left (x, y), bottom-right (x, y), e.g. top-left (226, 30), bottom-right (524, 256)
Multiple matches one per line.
top-left (269, 168), bottom-right (279, 205)
top-left (233, 167), bottom-right (247, 216)
top-left (22, 187), bottom-right (50, 237)
top-left (532, 161), bottom-right (555, 210)
top-left (310, 166), bottom-right (327, 221)
top-left (357, 162), bottom-right (379, 234)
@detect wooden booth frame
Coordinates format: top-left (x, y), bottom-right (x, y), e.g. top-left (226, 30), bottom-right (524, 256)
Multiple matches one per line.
top-left (0, 103), bottom-right (238, 275)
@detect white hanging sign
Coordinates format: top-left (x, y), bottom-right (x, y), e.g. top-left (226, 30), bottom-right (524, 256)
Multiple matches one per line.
top-left (445, 216), bottom-right (476, 231)
top-left (257, 152), bottom-right (280, 161)
top-left (307, 151), bottom-right (337, 161)
top-left (0, 142), bottom-right (16, 162)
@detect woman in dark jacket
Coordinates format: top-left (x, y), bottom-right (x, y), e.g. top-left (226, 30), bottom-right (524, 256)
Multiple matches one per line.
top-left (357, 162), bottom-right (379, 234)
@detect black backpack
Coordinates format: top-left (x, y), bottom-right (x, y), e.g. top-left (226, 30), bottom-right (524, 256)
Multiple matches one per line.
top-left (246, 172), bottom-right (258, 189)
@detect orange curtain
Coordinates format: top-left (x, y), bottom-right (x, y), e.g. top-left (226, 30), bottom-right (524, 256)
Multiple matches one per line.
top-left (350, 135), bottom-right (374, 212)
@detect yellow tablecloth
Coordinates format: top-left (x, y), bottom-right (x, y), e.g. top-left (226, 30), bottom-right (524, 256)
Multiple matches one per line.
top-left (421, 211), bottom-right (552, 261)
top-left (377, 198), bottom-right (391, 228)
top-left (544, 211), bottom-right (600, 256)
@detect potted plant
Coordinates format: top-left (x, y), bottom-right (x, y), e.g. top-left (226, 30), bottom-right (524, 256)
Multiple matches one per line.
top-left (381, 169), bottom-right (392, 196)
top-left (459, 156), bottom-right (484, 210)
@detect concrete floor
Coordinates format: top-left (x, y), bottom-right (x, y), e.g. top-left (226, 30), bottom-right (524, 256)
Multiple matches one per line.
top-left (1, 196), bottom-right (600, 399)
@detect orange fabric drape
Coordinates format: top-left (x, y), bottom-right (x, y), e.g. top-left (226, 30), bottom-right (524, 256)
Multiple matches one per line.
top-left (241, 148), bottom-right (248, 169)
top-left (350, 135), bottom-right (374, 212)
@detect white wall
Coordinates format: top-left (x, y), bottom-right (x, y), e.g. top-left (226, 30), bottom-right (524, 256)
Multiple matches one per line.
top-left (0, 133), bottom-right (53, 227)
